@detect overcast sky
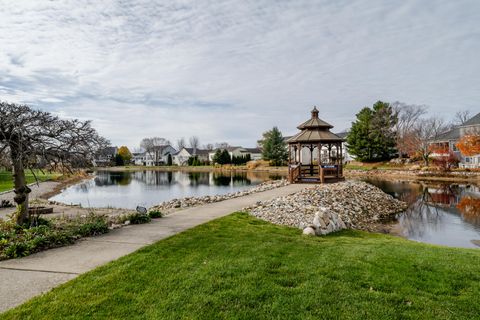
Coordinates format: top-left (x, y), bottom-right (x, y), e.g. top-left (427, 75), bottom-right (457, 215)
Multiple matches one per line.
top-left (1, 0), bottom-right (479, 149)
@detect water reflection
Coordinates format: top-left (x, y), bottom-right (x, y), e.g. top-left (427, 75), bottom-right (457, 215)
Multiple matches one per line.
top-left (50, 170), bottom-right (284, 210)
top-left (363, 178), bottom-right (480, 248)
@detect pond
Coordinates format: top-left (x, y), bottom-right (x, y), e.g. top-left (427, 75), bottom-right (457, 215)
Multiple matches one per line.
top-left (363, 178), bottom-right (480, 249)
top-left (50, 170), bottom-right (285, 210)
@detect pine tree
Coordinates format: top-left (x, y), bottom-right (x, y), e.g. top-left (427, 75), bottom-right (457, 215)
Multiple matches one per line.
top-left (213, 149), bottom-right (223, 164)
top-left (347, 101), bottom-right (397, 162)
top-left (261, 127), bottom-right (288, 166)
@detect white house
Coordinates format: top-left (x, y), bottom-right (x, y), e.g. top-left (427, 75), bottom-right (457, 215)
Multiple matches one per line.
top-left (133, 145), bottom-right (177, 166)
top-left (173, 148), bottom-right (210, 166)
top-left (242, 148), bottom-right (262, 160)
top-left (208, 146), bottom-right (261, 162)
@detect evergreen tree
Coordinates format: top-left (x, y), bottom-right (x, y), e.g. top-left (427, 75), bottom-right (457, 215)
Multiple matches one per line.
top-left (212, 149), bottom-right (223, 164)
top-left (220, 149), bottom-right (231, 164)
top-left (347, 101), bottom-right (397, 162)
top-left (114, 153), bottom-right (124, 166)
top-left (167, 154), bottom-right (173, 166)
top-left (261, 127), bottom-right (288, 166)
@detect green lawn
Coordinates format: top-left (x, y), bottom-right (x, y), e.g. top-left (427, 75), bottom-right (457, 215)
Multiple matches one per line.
top-left (2, 213), bottom-right (480, 319)
top-left (0, 170), bottom-right (59, 193)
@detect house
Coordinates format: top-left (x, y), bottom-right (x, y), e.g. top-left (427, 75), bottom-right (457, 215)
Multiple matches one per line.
top-left (242, 148), bottom-right (262, 160)
top-left (335, 131), bottom-right (353, 163)
top-left (93, 146), bottom-right (118, 167)
top-left (208, 146), bottom-right (244, 162)
top-left (132, 152), bottom-right (145, 166)
top-left (208, 146), bottom-right (261, 163)
top-left (133, 145), bottom-right (177, 166)
top-left (173, 148), bottom-right (210, 166)
top-left (430, 112), bottom-right (480, 168)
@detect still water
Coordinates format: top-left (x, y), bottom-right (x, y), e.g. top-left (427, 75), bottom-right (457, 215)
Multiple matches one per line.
top-left (364, 178), bottom-right (480, 249)
top-left (50, 170), bottom-right (284, 210)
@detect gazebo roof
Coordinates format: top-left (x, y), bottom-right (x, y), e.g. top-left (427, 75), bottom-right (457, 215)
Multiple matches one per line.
top-left (297, 106), bottom-right (333, 130)
top-left (287, 106), bottom-right (344, 144)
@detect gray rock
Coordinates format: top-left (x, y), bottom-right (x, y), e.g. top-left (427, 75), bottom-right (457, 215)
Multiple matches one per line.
top-left (303, 226), bottom-right (316, 236)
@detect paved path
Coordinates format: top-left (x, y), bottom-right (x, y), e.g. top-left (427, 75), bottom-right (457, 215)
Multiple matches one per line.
top-left (0, 183), bottom-right (308, 313)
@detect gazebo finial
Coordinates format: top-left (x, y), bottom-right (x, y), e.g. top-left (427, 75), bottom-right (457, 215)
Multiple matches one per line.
top-left (311, 106), bottom-right (319, 119)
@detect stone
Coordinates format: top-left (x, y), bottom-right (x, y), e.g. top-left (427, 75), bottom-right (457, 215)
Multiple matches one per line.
top-left (246, 180), bottom-right (407, 236)
top-left (303, 226), bottom-right (316, 236)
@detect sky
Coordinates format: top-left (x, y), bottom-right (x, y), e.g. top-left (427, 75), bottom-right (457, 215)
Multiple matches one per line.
top-left (1, 0), bottom-right (479, 150)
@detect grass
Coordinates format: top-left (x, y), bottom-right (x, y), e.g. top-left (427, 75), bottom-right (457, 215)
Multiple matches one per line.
top-left (2, 212), bottom-right (480, 319)
top-left (0, 170), bottom-right (60, 193)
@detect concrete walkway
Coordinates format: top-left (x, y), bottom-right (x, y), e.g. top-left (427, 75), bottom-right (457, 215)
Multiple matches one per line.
top-left (0, 183), bottom-right (308, 313)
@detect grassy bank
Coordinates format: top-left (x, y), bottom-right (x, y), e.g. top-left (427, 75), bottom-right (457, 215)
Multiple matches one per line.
top-left (0, 170), bottom-right (60, 193)
top-left (2, 213), bottom-right (479, 319)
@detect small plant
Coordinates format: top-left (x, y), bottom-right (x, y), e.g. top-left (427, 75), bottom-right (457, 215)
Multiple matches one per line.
top-left (148, 210), bottom-right (163, 219)
top-left (129, 213), bottom-right (151, 224)
top-left (116, 212), bottom-right (152, 225)
top-left (0, 213), bottom-right (110, 260)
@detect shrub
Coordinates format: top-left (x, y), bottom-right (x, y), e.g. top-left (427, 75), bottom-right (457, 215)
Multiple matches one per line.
top-left (129, 213), bottom-right (151, 224)
top-left (117, 212), bottom-right (152, 225)
top-left (148, 210), bottom-right (163, 219)
top-left (0, 213), bottom-right (110, 260)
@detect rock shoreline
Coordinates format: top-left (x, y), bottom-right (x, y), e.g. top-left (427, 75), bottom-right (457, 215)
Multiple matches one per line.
top-left (149, 179), bottom-right (289, 214)
top-left (246, 181), bottom-right (407, 236)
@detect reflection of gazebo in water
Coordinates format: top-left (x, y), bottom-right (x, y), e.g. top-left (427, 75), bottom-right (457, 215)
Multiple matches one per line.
top-left (287, 107), bottom-right (345, 183)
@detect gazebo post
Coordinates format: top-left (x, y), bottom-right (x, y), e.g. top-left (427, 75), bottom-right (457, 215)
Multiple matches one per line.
top-left (317, 143), bottom-right (321, 180)
top-left (297, 143), bottom-right (301, 179)
top-left (339, 143), bottom-right (343, 177)
top-left (309, 144), bottom-right (314, 176)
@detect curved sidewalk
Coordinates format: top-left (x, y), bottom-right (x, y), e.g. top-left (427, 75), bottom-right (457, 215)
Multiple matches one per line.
top-left (0, 183), bottom-right (308, 313)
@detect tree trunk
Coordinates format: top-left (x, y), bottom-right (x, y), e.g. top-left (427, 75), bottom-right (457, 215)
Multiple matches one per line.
top-left (10, 144), bottom-right (30, 224)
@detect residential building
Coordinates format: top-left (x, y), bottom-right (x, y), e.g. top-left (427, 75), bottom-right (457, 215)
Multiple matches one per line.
top-left (173, 147), bottom-right (210, 166)
top-left (431, 112), bottom-right (480, 168)
top-left (335, 131), bottom-right (353, 163)
top-left (93, 146), bottom-right (118, 167)
top-left (242, 148), bottom-right (262, 160)
top-left (133, 145), bottom-right (177, 166)
top-left (208, 146), bottom-right (260, 163)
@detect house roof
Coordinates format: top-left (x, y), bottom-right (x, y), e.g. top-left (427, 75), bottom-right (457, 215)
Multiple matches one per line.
top-left (287, 107), bottom-right (344, 144)
top-left (243, 147), bottom-right (262, 153)
top-left (335, 131), bottom-right (349, 139)
top-left (296, 106), bottom-right (334, 130)
top-left (98, 146), bottom-right (118, 155)
top-left (183, 148), bottom-right (210, 156)
top-left (210, 146), bottom-right (243, 153)
top-left (462, 112), bottom-right (480, 126)
top-left (434, 127), bottom-right (461, 142)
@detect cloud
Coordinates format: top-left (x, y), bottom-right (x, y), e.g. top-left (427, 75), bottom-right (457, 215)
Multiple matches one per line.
top-left (0, 0), bottom-right (479, 149)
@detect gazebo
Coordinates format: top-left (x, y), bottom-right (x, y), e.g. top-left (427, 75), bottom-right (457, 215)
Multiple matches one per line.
top-left (286, 107), bottom-right (345, 183)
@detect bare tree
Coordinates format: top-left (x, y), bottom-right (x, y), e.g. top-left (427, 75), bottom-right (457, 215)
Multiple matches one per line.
top-left (189, 136), bottom-right (200, 154)
top-left (0, 102), bottom-right (108, 224)
top-left (407, 117), bottom-right (448, 166)
top-left (214, 142), bottom-right (230, 149)
top-left (140, 137), bottom-right (170, 165)
top-left (392, 102), bottom-right (428, 158)
top-left (454, 110), bottom-right (471, 125)
top-left (176, 137), bottom-right (186, 151)
top-left (203, 143), bottom-right (214, 151)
